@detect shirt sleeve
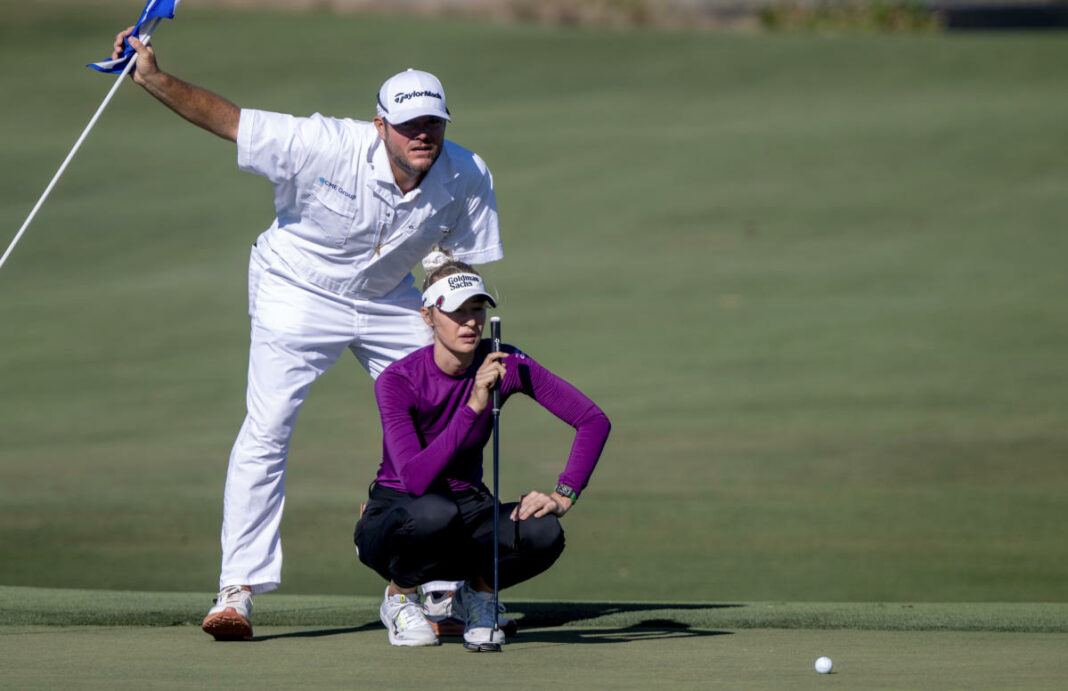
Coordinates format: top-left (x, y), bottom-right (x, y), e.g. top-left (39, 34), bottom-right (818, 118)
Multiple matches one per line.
top-left (442, 152), bottom-right (503, 266)
top-left (503, 349), bottom-right (611, 496)
top-left (236, 109), bottom-right (340, 184)
top-left (375, 369), bottom-right (483, 496)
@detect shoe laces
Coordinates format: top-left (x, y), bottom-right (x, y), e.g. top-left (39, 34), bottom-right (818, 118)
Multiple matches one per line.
top-left (426, 591), bottom-right (452, 605)
top-left (218, 585), bottom-right (247, 606)
top-left (464, 590), bottom-right (498, 629)
top-left (393, 596), bottom-right (428, 631)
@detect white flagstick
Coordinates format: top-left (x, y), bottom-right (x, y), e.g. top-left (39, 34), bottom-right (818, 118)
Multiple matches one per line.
top-left (1, 33), bottom-right (152, 271)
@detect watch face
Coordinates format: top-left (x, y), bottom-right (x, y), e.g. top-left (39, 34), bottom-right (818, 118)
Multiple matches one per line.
top-left (556, 484), bottom-right (575, 499)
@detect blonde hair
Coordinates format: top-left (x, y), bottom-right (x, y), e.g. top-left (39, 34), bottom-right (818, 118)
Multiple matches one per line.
top-left (420, 246), bottom-right (479, 292)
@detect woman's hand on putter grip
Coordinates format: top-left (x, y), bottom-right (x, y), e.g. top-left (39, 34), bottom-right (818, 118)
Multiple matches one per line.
top-left (466, 351), bottom-right (507, 414)
top-left (511, 491), bottom-right (571, 521)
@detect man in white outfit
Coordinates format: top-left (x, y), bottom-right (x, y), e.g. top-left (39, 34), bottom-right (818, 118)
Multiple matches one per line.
top-left (110, 28), bottom-right (500, 640)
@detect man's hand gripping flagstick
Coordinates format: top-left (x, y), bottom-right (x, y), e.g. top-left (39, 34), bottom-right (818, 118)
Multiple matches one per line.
top-left (1, 0), bottom-right (180, 272)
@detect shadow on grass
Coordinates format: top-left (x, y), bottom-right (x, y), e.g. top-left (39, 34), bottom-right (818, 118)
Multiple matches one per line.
top-left (510, 623), bottom-right (733, 646)
top-left (253, 621), bottom-right (731, 645)
top-left (252, 623), bottom-right (380, 641)
top-left (251, 602), bottom-right (742, 644)
top-left (507, 601), bottom-right (744, 629)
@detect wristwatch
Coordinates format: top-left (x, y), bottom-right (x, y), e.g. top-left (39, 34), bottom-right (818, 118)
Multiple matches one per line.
top-left (554, 483), bottom-right (578, 502)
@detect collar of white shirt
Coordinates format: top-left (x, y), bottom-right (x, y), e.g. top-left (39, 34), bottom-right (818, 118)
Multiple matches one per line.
top-left (369, 138), bottom-right (459, 207)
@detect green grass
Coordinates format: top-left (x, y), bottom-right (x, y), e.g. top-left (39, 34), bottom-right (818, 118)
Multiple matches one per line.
top-left (1, 3), bottom-right (1068, 608)
top-left (2, 588), bottom-right (1066, 690)
top-left (4, 586), bottom-right (1067, 632)
top-left (4, 624), bottom-right (1062, 691)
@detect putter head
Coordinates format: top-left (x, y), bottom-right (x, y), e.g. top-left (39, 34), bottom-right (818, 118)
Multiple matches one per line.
top-left (463, 641), bottom-right (503, 653)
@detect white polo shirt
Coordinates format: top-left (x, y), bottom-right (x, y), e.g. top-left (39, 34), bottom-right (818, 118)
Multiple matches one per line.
top-left (236, 109), bottom-right (502, 299)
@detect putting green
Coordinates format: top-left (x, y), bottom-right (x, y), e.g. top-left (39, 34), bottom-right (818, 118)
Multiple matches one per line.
top-left (2, 624), bottom-right (1065, 690)
top-left (2, 587), bottom-right (1065, 688)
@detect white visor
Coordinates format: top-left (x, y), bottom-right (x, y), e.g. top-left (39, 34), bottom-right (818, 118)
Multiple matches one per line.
top-left (422, 273), bottom-right (496, 312)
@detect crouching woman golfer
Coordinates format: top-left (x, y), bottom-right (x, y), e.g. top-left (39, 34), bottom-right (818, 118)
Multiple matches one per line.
top-left (355, 260), bottom-right (610, 649)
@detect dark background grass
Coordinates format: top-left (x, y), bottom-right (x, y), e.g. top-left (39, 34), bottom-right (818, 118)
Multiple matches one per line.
top-left (1, 2), bottom-right (1066, 602)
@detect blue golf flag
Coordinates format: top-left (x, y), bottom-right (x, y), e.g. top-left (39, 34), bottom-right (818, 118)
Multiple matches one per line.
top-left (88, 0), bottom-right (181, 74)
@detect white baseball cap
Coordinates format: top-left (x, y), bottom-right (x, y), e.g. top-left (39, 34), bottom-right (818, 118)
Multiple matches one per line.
top-left (376, 69), bottom-right (451, 124)
top-left (422, 273), bottom-right (496, 312)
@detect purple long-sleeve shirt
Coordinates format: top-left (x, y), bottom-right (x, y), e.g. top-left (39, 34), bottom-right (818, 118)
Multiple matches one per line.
top-left (372, 341), bottom-right (610, 497)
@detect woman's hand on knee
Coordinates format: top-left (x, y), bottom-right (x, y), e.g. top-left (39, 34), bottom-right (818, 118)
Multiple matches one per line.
top-left (510, 490), bottom-right (571, 520)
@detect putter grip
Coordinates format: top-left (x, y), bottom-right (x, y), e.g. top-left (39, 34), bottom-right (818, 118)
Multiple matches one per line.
top-left (490, 317), bottom-right (501, 411)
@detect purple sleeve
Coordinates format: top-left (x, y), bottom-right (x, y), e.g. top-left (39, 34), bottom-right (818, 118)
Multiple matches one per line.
top-left (375, 369), bottom-right (481, 496)
top-left (504, 350), bottom-right (611, 496)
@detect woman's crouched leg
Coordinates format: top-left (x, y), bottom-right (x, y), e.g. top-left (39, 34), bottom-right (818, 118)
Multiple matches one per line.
top-left (355, 488), bottom-right (468, 588)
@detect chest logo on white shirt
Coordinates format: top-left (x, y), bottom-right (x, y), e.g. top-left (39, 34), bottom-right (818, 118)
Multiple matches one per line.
top-left (317, 177), bottom-right (357, 201)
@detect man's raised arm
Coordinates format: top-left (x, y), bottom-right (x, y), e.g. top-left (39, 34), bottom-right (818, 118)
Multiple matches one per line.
top-left (113, 27), bottom-right (239, 142)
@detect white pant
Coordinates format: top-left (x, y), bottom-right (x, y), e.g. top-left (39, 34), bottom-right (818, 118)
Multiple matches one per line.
top-left (219, 245), bottom-right (431, 594)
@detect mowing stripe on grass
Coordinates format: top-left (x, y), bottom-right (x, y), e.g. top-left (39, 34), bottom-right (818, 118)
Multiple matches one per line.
top-left (2, 586), bottom-right (1064, 632)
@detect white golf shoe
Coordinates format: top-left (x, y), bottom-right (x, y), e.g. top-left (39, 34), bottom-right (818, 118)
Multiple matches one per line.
top-left (422, 587), bottom-right (456, 619)
top-left (201, 585), bottom-right (253, 641)
top-left (450, 582), bottom-right (518, 637)
top-left (380, 587), bottom-right (440, 647)
top-left (420, 583), bottom-right (465, 637)
top-left (457, 582), bottom-right (505, 649)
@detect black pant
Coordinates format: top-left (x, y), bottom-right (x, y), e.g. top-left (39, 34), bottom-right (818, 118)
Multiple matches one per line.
top-left (354, 483), bottom-right (565, 589)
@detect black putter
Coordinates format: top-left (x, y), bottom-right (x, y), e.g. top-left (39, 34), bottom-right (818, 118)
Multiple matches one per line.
top-left (463, 316), bottom-right (504, 653)
top-left (487, 316), bottom-right (504, 651)
top-left (465, 316), bottom-right (503, 652)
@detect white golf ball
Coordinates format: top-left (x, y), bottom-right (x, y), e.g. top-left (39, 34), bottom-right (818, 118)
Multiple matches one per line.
top-left (815, 656), bottom-right (834, 674)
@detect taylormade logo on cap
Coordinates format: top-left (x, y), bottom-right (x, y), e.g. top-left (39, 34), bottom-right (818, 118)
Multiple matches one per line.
top-left (377, 69), bottom-right (451, 124)
top-left (394, 90), bottom-right (443, 104)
